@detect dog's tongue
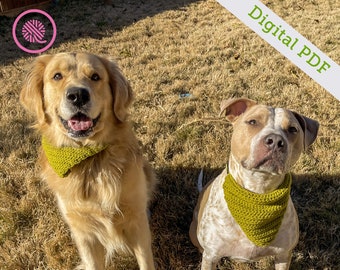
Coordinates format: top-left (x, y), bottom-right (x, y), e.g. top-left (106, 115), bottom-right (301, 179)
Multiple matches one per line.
top-left (68, 114), bottom-right (93, 131)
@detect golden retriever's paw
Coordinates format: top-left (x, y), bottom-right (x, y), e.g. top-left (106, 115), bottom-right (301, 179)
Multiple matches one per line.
top-left (74, 264), bottom-right (85, 270)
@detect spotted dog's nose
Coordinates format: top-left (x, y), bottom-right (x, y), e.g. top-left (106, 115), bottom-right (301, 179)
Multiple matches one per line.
top-left (264, 134), bottom-right (286, 152)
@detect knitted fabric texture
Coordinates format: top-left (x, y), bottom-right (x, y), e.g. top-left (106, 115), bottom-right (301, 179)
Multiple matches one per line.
top-left (42, 137), bottom-right (107, 178)
top-left (223, 173), bottom-right (291, 247)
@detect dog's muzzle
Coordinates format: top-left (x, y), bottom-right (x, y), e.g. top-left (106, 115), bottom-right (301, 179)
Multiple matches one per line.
top-left (60, 112), bottom-right (101, 138)
top-left (66, 87), bottom-right (90, 108)
top-left (243, 133), bottom-right (288, 174)
top-left (59, 87), bottom-right (101, 138)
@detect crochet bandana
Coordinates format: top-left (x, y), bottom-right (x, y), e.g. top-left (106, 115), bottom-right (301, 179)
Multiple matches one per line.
top-left (42, 137), bottom-right (107, 178)
top-left (223, 173), bottom-right (291, 247)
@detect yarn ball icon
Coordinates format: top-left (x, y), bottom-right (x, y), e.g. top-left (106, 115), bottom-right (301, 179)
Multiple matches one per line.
top-left (22, 19), bottom-right (47, 44)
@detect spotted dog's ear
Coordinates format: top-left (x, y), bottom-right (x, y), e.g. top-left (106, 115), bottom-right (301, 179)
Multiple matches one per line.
top-left (20, 54), bottom-right (53, 125)
top-left (291, 111), bottom-right (319, 150)
top-left (99, 56), bottom-right (133, 123)
top-left (219, 98), bottom-right (257, 122)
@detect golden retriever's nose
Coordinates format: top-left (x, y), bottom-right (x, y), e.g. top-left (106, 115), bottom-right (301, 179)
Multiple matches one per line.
top-left (66, 87), bottom-right (90, 107)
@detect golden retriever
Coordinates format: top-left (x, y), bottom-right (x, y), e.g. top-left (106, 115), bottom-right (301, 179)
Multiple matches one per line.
top-left (20, 52), bottom-right (156, 270)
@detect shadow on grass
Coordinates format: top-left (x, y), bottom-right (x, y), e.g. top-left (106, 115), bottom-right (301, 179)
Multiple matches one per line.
top-left (151, 166), bottom-right (339, 269)
top-left (0, 118), bottom-right (37, 159)
top-left (151, 166), bottom-right (220, 269)
top-left (0, 0), bottom-right (200, 65)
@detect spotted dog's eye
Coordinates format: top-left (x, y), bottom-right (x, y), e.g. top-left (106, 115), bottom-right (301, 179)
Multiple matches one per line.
top-left (248, 119), bottom-right (257, 125)
top-left (91, 73), bottom-right (100, 81)
top-left (53, 73), bottom-right (63, 81)
top-left (288, 126), bottom-right (298, 133)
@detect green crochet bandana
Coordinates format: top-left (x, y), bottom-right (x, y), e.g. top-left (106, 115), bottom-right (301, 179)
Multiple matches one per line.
top-left (223, 173), bottom-right (291, 247)
top-left (41, 137), bottom-right (107, 178)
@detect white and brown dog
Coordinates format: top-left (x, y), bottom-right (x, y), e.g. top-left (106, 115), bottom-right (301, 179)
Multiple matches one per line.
top-left (189, 98), bottom-right (319, 270)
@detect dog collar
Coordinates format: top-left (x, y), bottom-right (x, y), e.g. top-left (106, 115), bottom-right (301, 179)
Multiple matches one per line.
top-left (223, 173), bottom-right (291, 247)
top-left (41, 137), bottom-right (107, 178)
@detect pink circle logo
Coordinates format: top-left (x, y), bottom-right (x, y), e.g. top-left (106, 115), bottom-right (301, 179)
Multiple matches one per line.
top-left (12, 9), bottom-right (57, 54)
top-left (22, 19), bottom-right (47, 44)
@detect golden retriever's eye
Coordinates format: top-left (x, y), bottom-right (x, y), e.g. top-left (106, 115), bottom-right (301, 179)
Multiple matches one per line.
top-left (91, 73), bottom-right (100, 81)
top-left (53, 73), bottom-right (63, 81)
top-left (247, 119), bottom-right (257, 125)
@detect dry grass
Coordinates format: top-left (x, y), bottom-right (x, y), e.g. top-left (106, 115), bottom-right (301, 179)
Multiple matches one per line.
top-left (0, 0), bottom-right (339, 269)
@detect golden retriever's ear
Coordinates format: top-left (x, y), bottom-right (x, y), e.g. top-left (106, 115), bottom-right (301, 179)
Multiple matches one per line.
top-left (20, 54), bottom-right (53, 124)
top-left (100, 56), bottom-right (133, 122)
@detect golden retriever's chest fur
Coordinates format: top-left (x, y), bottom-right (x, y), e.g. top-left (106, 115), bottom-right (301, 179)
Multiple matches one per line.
top-left (43, 147), bottom-right (139, 211)
top-left (38, 141), bottom-right (156, 267)
top-left (40, 144), bottom-right (152, 253)
top-left (40, 145), bottom-right (146, 209)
